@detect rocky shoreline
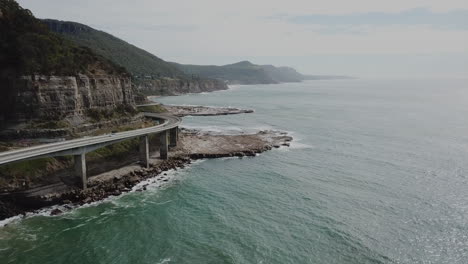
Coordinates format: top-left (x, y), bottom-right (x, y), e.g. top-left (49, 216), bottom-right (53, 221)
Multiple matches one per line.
top-left (144, 103), bottom-right (254, 117)
top-left (0, 130), bottom-right (292, 221)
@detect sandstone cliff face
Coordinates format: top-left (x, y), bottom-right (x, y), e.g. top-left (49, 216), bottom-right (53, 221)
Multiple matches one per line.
top-left (1, 74), bottom-right (135, 123)
top-left (137, 78), bottom-right (228, 96)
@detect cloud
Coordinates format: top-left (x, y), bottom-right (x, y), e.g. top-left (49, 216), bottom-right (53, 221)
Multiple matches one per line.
top-left (279, 8), bottom-right (468, 30)
top-left (15, 0), bottom-right (468, 77)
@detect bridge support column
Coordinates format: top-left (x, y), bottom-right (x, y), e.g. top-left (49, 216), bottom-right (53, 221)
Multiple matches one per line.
top-left (74, 153), bottom-right (87, 189)
top-left (139, 135), bottom-right (150, 168)
top-left (159, 130), bottom-right (168, 160)
top-left (169, 127), bottom-right (178, 148)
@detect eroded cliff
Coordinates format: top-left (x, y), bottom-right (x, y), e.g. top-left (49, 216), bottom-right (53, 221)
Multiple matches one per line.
top-left (0, 0), bottom-right (137, 127)
top-left (137, 78), bottom-right (228, 96)
top-left (43, 19), bottom-right (230, 96)
top-left (2, 74), bottom-right (134, 122)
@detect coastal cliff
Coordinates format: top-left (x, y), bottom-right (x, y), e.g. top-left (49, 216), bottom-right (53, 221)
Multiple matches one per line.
top-left (0, 0), bottom-right (137, 126)
top-left (43, 19), bottom-right (229, 96)
top-left (172, 61), bottom-right (305, 85)
top-left (137, 78), bottom-right (228, 96)
top-left (2, 74), bottom-right (134, 122)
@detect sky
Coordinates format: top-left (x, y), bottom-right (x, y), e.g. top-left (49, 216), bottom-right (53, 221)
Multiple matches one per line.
top-left (17, 0), bottom-right (468, 78)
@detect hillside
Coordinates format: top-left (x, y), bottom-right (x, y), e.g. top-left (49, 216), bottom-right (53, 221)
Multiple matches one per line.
top-left (42, 20), bottom-right (349, 89)
top-left (173, 61), bottom-right (275, 84)
top-left (261, 64), bottom-right (305, 83)
top-left (43, 19), bottom-right (228, 95)
top-left (42, 19), bottom-right (185, 78)
top-left (0, 1), bottom-right (126, 77)
top-left (173, 61), bottom-right (305, 84)
top-left (0, 0), bottom-right (136, 126)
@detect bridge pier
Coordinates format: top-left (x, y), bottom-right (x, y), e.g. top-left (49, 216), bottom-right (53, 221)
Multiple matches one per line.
top-left (169, 127), bottom-right (178, 148)
top-left (74, 153), bottom-right (87, 189)
top-left (159, 130), bottom-right (168, 160)
top-left (139, 135), bottom-right (150, 168)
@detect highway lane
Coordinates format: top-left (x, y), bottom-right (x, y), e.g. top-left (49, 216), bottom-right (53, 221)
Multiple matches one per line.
top-left (0, 113), bottom-right (181, 165)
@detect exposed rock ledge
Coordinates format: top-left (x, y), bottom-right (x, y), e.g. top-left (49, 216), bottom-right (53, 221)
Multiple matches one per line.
top-left (163, 105), bottom-right (254, 117)
top-left (0, 130), bottom-right (292, 221)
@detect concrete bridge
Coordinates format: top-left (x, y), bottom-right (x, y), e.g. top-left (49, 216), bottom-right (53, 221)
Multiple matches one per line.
top-left (0, 113), bottom-right (181, 189)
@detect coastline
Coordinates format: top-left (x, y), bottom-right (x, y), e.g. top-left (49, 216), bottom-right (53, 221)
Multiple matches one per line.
top-left (163, 104), bottom-right (254, 117)
top-left (0, 128), bottom-right (292, 222)
top-left (0, 84), bottom-right (293, 222)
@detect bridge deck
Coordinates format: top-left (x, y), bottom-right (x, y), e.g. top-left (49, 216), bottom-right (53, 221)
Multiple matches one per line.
top-left (0, 113), bottom-right (181, 165)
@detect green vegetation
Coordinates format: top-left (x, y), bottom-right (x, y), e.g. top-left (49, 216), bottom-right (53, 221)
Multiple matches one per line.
top-left (42, 20), bottom-right (310, 86)
top-left (87, 138), bottom-right (140, 161)
top-left (26, 120), bottom-right (70, 130)
top-left (87, 120), bottom-right (153, 136)
top-left (86, 104), bottom-right (138, 122)
top-left (0, 136), bottom-right (143, 190)
top-left (0, 156), bottom-right (71, 189)
top-left (86, 132), bottom-right (159, 168)
top-left (0, 0), bottom-right (127, 76)
top-left (0, 0), bottom-right (131, 125)
top-left (1, 157), bottom-right (58, 176)
top-left (172, 61), bottom-right (305, 84)
top-left (43, 19), bottom-right (186, 79)
top-left (137, 105), bottom-right (167, 113)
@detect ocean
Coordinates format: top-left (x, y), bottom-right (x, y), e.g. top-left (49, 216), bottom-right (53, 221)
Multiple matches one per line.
top-left (1, 79), bottom-right (468, 263)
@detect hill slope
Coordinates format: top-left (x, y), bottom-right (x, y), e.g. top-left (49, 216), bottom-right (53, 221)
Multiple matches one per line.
top-left (42, 20), bottom-right (351, 88)
top-left (173, 61), bottom-right (305, 85)
top-left (42, 19), bottom-right (185, 78)
top-left (0, 0), bottom-right (135, 125)
top-left (43, 19), bottom-right (228, 95)
top-left (0, 1), bottom-right (126, 77)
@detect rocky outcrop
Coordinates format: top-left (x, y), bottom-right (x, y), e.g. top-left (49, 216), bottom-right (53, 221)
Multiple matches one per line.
top-left (1, 74), bottom-right (135, 123)
top-left (163, 105), bottom-right (254, 117)
top-left (137, 78), bottom-right (228, 96)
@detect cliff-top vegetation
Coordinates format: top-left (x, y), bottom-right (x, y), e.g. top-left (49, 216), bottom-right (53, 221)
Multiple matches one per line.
top-left (43, 19), bottom-right (186, 79)
top-left (0, 0), bottom-right (126, 77)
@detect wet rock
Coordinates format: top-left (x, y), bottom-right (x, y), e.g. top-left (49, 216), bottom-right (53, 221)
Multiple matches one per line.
top-left (50, 209), bottom-right (63, 216)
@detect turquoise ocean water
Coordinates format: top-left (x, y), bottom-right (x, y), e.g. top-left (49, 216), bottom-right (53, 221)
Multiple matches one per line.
top-left (1, 79), bottom-right (468, 263)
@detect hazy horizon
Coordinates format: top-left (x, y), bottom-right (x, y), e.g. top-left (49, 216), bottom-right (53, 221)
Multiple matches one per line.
top-left (16, 0), bottom-right (468, 78)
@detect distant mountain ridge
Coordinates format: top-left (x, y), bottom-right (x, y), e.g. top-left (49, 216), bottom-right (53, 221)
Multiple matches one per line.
top-left (42, 19), bottom-right (186, 78)
top-left (43, 19), bottom-right (352, 91)
top-left (43, 19), bottom-right (352, 87)
top-left (172, 60), bottom-right (306, 85)
top-left (43, 19), bottom-right (228, 96)
top-left (172, 61), bottom-right (353, 85)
